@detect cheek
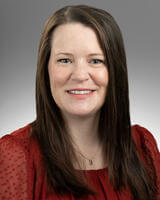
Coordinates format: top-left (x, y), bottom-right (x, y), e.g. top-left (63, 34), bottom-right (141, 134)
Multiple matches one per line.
top-left (49, 67), bottom-right (70, 88)
top-left (92, 68), bottom-right (109, 87)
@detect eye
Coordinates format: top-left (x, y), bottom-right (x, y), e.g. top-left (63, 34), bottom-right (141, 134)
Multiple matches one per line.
top-left (90, 59), bottom-right (104, 64)
top-left (57, 58), bottom-right (72, 63)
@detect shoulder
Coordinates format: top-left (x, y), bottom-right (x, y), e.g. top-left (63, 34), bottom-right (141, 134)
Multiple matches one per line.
top-left (0, 124), bottom-right (32, 160)
top-left (0, 123), bottom-right (31, 157)
top-left (0, 123), bottom-right (41, 166)
top-left (0, 123), bottom-right (31, 141)
top-left (0, 124), bottom-right (34, 199)
top-left (131, 124), bottom-right (160, 195)
top-left (131, 124), bottom-right (160, 155)
top-left (0, 123), bottom-right (33, 170)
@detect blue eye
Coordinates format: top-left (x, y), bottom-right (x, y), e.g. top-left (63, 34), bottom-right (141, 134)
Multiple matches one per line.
top-left (57, 59), bottom-right (71, 63)
top-left (90, 59), bottom-right (103, 64)
top-left (57, 58), bottom-right (104, 64)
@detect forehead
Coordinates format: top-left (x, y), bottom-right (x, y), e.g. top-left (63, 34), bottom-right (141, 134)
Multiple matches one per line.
top-left (50, 23), bottom-right (104, 54)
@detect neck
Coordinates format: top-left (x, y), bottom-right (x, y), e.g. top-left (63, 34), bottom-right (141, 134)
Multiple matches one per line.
top-left (61, 111), bottom-right (107, 170)
top-left (62, 112), bottom-right (101, 149)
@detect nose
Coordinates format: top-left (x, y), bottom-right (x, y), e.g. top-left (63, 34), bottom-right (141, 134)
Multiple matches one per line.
top-left (70, 60), bottom-right (90, 82)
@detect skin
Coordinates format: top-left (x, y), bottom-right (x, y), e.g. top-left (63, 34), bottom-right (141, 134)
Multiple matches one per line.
top-left (48, 23), bottom-right (109, 169)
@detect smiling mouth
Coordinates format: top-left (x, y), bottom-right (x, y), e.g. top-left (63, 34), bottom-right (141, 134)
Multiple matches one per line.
top-left (67, 90), bottom-right (94, 94)
top-left (66, 89), bottom-right (96, 98)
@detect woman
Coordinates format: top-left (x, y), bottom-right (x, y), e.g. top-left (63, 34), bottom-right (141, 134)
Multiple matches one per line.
top-left (0, 4), bottom-right (160, 200)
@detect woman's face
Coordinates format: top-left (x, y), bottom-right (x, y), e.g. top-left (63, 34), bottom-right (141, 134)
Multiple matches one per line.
top-left (48, 23), bottom-right (109, 118)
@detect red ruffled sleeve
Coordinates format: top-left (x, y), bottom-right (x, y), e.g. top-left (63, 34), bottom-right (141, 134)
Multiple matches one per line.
top-left (132, 125), bottom-right (160, 199)
top-left (0, 125), bottom-right (34, 200)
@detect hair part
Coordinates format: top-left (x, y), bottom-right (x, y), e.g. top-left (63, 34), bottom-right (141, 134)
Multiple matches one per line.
top-left (30, 4), bottom-right (157, 199)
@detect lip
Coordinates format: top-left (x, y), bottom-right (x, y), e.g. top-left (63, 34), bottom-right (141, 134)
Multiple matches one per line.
top-left (66, 89), bottom-right (96, 99)
top-left (66, 88), bottom-right (96, 92)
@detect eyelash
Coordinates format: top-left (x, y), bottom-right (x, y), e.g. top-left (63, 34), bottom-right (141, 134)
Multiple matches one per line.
top-left (57, 58), bottom-right (104, 64)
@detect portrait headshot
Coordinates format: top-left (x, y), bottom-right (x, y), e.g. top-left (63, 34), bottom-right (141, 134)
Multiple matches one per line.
top-left (0, 1), bottom-right (160, 200)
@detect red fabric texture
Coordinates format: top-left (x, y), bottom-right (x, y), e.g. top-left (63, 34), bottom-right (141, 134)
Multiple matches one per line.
top-left (0, 124), bottom-right (160, 200)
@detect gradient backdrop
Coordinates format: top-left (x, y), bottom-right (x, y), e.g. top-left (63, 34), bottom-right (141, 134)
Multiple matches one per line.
top-left (0, 0), bottom-right (160, 149)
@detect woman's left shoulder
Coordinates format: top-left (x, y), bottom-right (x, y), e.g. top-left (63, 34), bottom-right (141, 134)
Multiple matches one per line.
top-left (131, 124), bottom-right (160, 195)
top-left (131, 124), bottom-right (160, 155)
top-left (132, 124), bottom-right (160, 155)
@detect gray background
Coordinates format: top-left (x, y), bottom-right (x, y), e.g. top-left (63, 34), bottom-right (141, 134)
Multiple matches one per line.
top-left (0, 0), bottom-right (159, 149)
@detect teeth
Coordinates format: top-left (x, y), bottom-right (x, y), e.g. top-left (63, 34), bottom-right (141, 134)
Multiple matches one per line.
top-left (68, 90), bottom-right (93, 94)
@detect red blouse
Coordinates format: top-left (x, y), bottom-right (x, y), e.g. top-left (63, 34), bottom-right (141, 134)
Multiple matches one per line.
top-left (0, 124), bottom-right (160, 200)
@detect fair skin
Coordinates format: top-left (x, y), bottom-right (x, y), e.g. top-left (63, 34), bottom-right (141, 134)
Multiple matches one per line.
top-left (48, 23), bottom-right (109, 169)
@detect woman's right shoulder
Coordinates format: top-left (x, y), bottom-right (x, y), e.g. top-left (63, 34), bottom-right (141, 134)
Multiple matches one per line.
top-left (0, 123), bottom-right (31, 140)
top-left (0, 123), bottom-right (42, 162)
top-left (0, 124), bottom-right (36, 199)
top-left (0, 123), bottom-right (31, 153)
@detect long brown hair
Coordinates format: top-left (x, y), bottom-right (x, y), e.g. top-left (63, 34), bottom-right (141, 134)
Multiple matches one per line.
top-left (30, 4), bottom-right (157, 199)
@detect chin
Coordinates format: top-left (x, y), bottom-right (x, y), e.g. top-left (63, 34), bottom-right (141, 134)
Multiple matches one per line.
top-left (65, 109), bottom-right (98, 117)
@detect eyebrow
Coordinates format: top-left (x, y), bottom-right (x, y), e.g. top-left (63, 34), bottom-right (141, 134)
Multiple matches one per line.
top-left (55, 52), bottom-right (104, 56)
